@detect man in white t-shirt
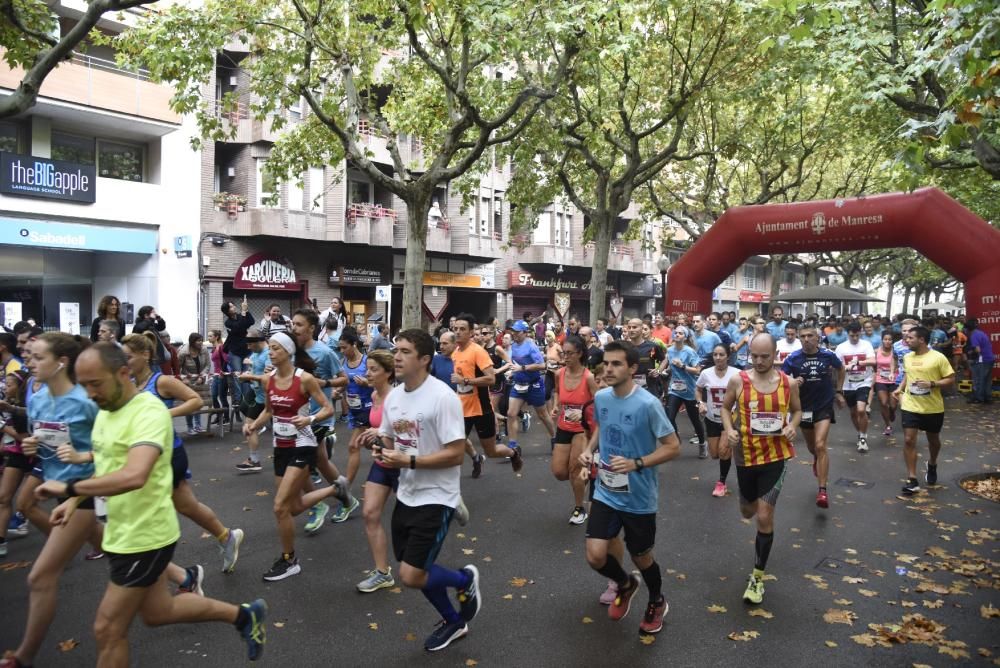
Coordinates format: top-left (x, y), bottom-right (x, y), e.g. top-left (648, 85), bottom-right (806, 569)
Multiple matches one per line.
top-left (775, 323), bottom-right (802, 365)
top-left (835, 322), bottom-right (876, 452)
top-left (376, 329), bottom-right (480, 652)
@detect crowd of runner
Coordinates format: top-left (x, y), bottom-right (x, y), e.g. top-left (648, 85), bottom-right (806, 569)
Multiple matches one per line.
top-left (0, 296), bottom-right (993, 661)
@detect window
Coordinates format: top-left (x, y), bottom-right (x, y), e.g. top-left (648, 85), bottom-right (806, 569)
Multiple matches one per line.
top-left (742, 265), bottom-right (762, 291)
top-left (493, 195), bottom-right (503, 239)
top-left (287, 174), bottom-right (304, 211)
top-left (723, 273), bottom-right (736, 288)
top-left (557, 212), bottom-right (570, 247)
top-left (348, 179), bottom-right (371, 204)
top-left (479, 197), bottom-right (490, 236)
top-left (0, 122), bottom-right (18, 153)
top-left (256, 159), bottom-right (278, 207)
top-left (467, 204), bottom-right (476, 234)
top-left (51, 132), bottom-right (95, 165)
top-left (533, 211), bottom-right (551, 244)
top-left (309, 167), bottom-right (324, 212)
top-left (98, 140), bottom-right (143, 181)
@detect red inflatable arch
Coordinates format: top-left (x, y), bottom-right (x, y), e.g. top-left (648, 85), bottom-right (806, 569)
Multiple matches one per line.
top-left (665, 187), bottom-right (1000, 380)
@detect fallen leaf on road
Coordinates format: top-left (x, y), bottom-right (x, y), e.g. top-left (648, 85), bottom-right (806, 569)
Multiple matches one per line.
top-left (482, 556), bottom-right (492, 562)
top-left (707, 604), bottom-right (727, 614)
top-left (843, 576), bottom-right (867, 584)
top-left (901, 601), bottom-right (916, 608)
top-left (915, 582), bottom-right (949, 595)
top-left (510, 577), bottom-right (528, 587)
top-left (582, 616), bottom-right (593, 624)
top-left (395, 609), bottom-right (404, 615)
top-left (200, 532), bottom-right (212, 539)
top-left (923, 599), bottom-right (944, 609)
top-left (981, 604), bottom-right (1000, 619)
top-left (639, 634), bottom-right (656, 645)
top-left (462, 549), bottom-right (474, 555)
top-left (978, 647), bottom-right (992, 657)
top-left (834, 598), bottom-right (853, 606)
top-left (824, 640), bottom-right (837, 648)
top-left (823, 609), bottom-right (857, 625)
top-left (255, 490), bottom-right (269, 496)
top-left (502, 594), bottom-right (513, 600)
top-left (273, 622), bottom-right (285, 628)
top-left (850, 633), bottom-right (882, 648)
top-left (389, 587), bottom-right (402, 594)
top-left (858, 589), bottom-right (878, 597)
top-left (727, 631), bottom-right (759, 641)
top-left (58, 639), bottom-right (79, 652)
top-left (465, 659), bottom-right (478, 666)
top-left (368, 623), bottom-right (378, 630)
top-left (938, 646), bottom-right (970, 659)
top-left (404, 632), bottom-right (416, 641)
top-left (748, 609), bottom-right (773, 619)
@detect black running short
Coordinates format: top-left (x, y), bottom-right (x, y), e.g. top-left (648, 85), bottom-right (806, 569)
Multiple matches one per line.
top-left (736, 460), bottom-right (787, 505)
top-left (464, 414), bottom-right (496, 440)
top-left (554, 427), bottom-right (584, 445)
top-left (800, 403), bottom-right (835, 430)
top-left (704, 419), bottom-right (723, 438)
top-left (107, 541), bottom-right (176, 588)
top-left (391, 501), bottom-right (454, 571)
top-left (842, 388), bottom-right (871, 407)
top-left (900, 410), bottom-right (944, 434)
top-left (171, 445), bottom-right (192, 489)
top-left (3, 451), bottom-right (35, 473)
top-left (585, 498), bottom-right (656, 557)
top-left (273, 446), bottom-right (317, 477)
top-left (57, 495), bottom-right (96, 510)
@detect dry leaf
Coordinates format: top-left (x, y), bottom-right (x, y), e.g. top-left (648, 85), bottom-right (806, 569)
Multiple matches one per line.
top-left (482, 556), bottom-right (492, 562)
top-left (981, 604), bottom-right (1000, 619)
top-left (273, 622), bottom-right (285, 628)
top-left (748, 609), bottom-right (773, 619)
top-left (639, 634), bottom-right (656, 645)
top-left (978, 647), bottom-right (992, 657)
top-left (395, 609), bottom-right (404, 615)
top-left (901, 601), bottom-right (917, 608)
top-left (389, 587), bottom-right (402, 594)
top-left (843, 576), bottom-right (867, 584)
top-left (825, 640), bottom-right (837, 648)
top-left (502, 594), bottom-right (513, 600)
top-left (242, 506), bottom-right (252, 511)
top-left (923, 599), bottom-right (944, 609)
top-left (404, 632), bottom-right (417, 641)
top-left (368, 623), bottom-right (379, 630)
top-left (823, 609), bottom-right (858, 626)
top-left (858, 589), bottom-right (878, 597)
top-left (255, 490), bottom-right (269, 496)
top-left (462, 549), bottom-right (475, 555)
top-left (582, 616), bottom-right (593, 624)
top-left (509, 577), bottom-right (528, 588)
top-left (938, 646), bottom-right (970, 659)
top-left (707, 604), bottom-right (727, 614)
top-left (465, 660), bottom-right (479, 667)
top-left (200, 531), bottom-right (212, 539)
top-left (727, 631), bottom-right (760, 642)
top-left (850, 633), bottom-right (880, 647)
top-left (57, 639), bottom-right (79, 652)
top-left (834, 598), bottom-right (853, 606)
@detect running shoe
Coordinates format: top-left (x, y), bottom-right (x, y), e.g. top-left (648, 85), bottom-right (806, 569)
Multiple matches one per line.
top-left (743, 573), bottom-right (764, 604)
top-left (599, 581), bottom-right (618, 605)
top-left (901, 478), bottom-right (920, 495)
top-left (178, 565), bottom-right (205, 596)
top-left (608, 573), bottom-right (641, 621)
top-left (698, 442), bottom-right (708, 459)
top-left (711, 481), bottom-right (727, 498)
top-left (639, 599), bottom-right (668, 634)
top-left (304, 502), bottom-right (329, 534)
top-left (568, 507), bottom-right (587, 525)
top-left (356, 568), bottom-right (395, 593)
top-left (7, 513), bottom-right (27, 537)
top-left (331, 496), bottom-right (359, 523)
top-left (925, 462), bottom-right (938, 486)
top-left (424, 619), bottom-right (468, 652)
top-left (220, 528), bottom-right (245, 573)
top-left (185, 429), bottom-right (198, 436)
top-left (262, 555), bottom-right (301, 581)
top-left (510, 446), bottom-right (524, 474)
top-left (816, 488), bottom-right (829, 509)
top-left (520, 412), bottom-right (531, 433)
top-left (331, 475), bottom-right (352, 505)
top-left (471, 454), bottom-right (484, 479)
top-left (238, 598), bottom-right (267, 661)
top-left (457, 565), bottom-right (481, 622)
top-left (688, 436), bottom-right (700, 444)
top-left (236, 458), bottom-right (263, 473)
top-left (857, 436), bottom-right (869, 453)
top-left (883, 426), bottom-right (892, 436)
top-left (309, 472), bottom-right (323, 487)
top-left (453, 497), bottom-right (470, 527)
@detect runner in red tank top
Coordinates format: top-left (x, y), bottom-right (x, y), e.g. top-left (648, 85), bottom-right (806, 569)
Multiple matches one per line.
top-left (242, 332), bottom-right (349, 582)
top-left (551, 336), bottom-right (599, 527)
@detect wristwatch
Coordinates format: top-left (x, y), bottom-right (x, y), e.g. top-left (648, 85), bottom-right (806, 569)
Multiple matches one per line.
top-left (634, 457), bottom-right (645, 470)
top-left (65, 479), bottom-right (79, 497)
top-left (410, 455), bottom-right (417, 469)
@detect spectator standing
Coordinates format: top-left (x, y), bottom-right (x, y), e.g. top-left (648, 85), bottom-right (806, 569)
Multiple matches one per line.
top-left (222, 297), bottom-right (255, 403)
top-left (89, 295), bottom-right (126, 342)
top-left (965, 318), bottom-right (995, 404)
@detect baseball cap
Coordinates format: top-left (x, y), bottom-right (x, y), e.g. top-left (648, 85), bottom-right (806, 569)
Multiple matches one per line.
top-left (511, 320), bottom-right (530, 332)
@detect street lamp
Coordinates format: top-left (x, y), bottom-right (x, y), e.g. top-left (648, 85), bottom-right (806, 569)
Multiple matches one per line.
top-left (657, 253), bottom-right (671, 316)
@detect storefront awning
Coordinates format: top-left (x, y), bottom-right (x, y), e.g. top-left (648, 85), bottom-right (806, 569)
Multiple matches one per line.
top-left (0, 217), bottom-right (158, 254)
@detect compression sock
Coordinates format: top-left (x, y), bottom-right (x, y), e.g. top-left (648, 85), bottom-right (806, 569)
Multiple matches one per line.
top-left (719, 458), bottom-right (732, 483)
top-left (639, 561), bottom-right (663, 605)
top-left (595, 554), bottom-right (629, 587)
top-left (234, 605), bottom-right (250, 629)
top-left (422, 586), bottom-right (461, 624)
top-left (754, 531), bottom-right (774, 571)
top-left (426, 564), bottom-right (471, 591)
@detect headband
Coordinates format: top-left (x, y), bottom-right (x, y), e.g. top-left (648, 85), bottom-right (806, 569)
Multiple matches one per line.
top-left (270, 332), bottom-right (296, 357)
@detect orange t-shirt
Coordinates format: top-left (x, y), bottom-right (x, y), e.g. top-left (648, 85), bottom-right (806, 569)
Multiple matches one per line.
top-left (651, 326), bottom-right (672, 345)
top-left (451, 342), bottom-right (493, 417)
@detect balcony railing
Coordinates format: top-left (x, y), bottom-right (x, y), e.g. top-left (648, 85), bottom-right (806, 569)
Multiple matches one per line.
top-left (71, 52), bottom-right (151, 80)
top-left (347, 202), bottom-right (396, 224)
top-left (583, 241), bottom-right (635, 256)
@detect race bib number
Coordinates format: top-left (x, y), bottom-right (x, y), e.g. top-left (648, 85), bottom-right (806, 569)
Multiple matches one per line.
top-left (708, 387), bottom-right (727, 411)
top-left (562, 404), bottom-right (583, 423)
top-left (749, 411), bottom-right (783, 436)
top-left (801, 411), bottom-right (813, 422)
top-left (847, 368), bottom-right (865, 382)
top-left (909, 384), bottom-right (931, 396)
top-left (396, 435), bottom-right (418, 456)
top-left (670, 379), bottom-right (687, 392)
top-left (346, 393), bottom-right (362, 409)
top-left (876, 369), bottom-right (892, 383)
top-left (513, 383), bottom-right (530, 393)
top-left (597, 458), bottom-right (629, 494)
top-left (633, 374), bottom-right (646, 387)
top-left (33, 421), bottom-right (70, 451)
top-left (457, 383), bottom-right (475, 394)
top-left (272, 416), bottom-right (298, 439)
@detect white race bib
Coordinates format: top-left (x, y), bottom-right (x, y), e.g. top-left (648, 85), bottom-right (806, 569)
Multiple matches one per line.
top-left (272, 416), bottom-right (298, 438)
top-left (847, 371), bottom-right (865, 383)
top-left (909, 384), bottom-right (931, 396)
top-left (457, 383), bottom-right (474, 394)
top-left (749, 411), bottom-right (783, 436)
top-left (562, 405), bottom-right (583, 423)
top-left (396, 435), bottom-right (418, 456)
top-left (801, 411), bottom-right (813, 422)
top-left (670, 379), bottom-right (687, 392)
top-left (633, 374), bottom-right (647, 387)
top-left (513, 383), bottom-right (530, 393)
top-left (876, 369), bottom-right (892, 383)
top-left (346, 393), bottom-right (362, 409)
top-left (598, 459), bottom-right (629, 493)
top-left (33, 421), bottom-right (70, 451)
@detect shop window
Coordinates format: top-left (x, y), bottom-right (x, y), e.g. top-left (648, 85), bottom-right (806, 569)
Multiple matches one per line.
top-left (288, 174), bottom-right (304, 210)
top-left (309, 167), bottom-right (324, 211)
top-left (0, 122), bottom-right (19, 153)
top-left (51, 131), bottom-right (95, 165)
top-left (98, 140), bottom-right (144, 181)
top-left (257, 159), bottom-right (278, 207)
top-left (493, 195), bottom-right (503, 239)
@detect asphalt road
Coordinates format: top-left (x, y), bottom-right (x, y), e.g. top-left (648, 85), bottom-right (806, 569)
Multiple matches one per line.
top-left (2, 394), bottom-right (998, 667)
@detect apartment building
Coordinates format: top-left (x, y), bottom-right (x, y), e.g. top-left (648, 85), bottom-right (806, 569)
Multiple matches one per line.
top-left (0, 2), bottom-right (202, 336)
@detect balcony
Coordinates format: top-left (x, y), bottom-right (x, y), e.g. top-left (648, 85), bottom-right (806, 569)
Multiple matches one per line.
top-left (583, 241), bottom-right (643, 272)
top-left (0, 51), bottom-right (179, 124)
top-left (356, 120), bottom-right (394, 166)
top-left (344, 203), bottom-right (395, 246)
top-left (206, 206), bottom-right (325, 240)
top-left (467, 232), bottom-right (505, 259)
top-left (516, 241), bottom-right (575, 266)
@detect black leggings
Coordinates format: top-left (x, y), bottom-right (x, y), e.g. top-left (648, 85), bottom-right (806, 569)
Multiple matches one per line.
top-left (665, 394), bottom-right (705, 443)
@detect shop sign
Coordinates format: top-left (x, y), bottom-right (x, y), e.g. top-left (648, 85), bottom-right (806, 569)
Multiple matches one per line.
top-left (234, 253), bottom-right (299, 291)
top-left (329, 266), bottom-right (385, 286)
top-left (1, 152), bottom-right (96, 203)
top-left (620, 275), bottom-right (656, 298)
top-left (739, 290), bottom-right (765, 303)
top-left (508, 270), bottom-right (590, 295)
top-left (0, 217), bottom-right (157, 254)
top-left (422, 271), bottom-right (484, 289)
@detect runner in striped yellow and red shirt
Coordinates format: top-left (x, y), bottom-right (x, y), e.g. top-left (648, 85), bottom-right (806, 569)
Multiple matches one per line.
top-left (721, 333), bottom-right (801, 607)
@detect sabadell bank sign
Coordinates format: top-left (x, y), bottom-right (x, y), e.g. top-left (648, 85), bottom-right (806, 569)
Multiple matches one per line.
top-left (0, 152), bottom-right (96, 204)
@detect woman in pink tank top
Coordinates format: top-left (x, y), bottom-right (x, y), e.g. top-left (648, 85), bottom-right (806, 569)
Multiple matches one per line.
top-left (355, 350), bottom-right (399, 593)
top-left (873, 331), bottom-right (898, 436)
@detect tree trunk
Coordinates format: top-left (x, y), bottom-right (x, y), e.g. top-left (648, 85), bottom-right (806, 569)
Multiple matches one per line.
top-left (883, 278), bottom-right (895, 318)
top-left (401, 194), bottom-right (432, 330)
top-left (805, 264), bottom-right (819, 315)
top-left (588, 212), bottom-right (614, 328)
top-left (767, 255), bottom-right (784, 312)
top-left (901, 286), bottom-right (912, 315)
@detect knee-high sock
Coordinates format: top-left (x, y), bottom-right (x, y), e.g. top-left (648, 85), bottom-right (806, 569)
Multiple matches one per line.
top-left (719, 457), bottom-right (732, 483)
top-left (422, 586), bottom-right (461, 624)
top-left (639, 560), bottom-right (663, 604)
top-left (426, 564), bottom-right (471, 591)
top-left (595, 554), bottom-right (629, 587)
top-left (755, 531), bottom-right (774, 571)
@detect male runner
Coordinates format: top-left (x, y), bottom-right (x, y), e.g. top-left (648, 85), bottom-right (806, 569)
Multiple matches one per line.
top-left (236, 328), bottom-right (270, 472)
top-left (834, 322), bottom-right (875, 452)
top-left (506, 319), bottom-right (558, 457)
top-left (720, 334), bottom-right (801, 605)
top-left (893, 326), bottom-right (956, 495)
top-left (35, 344), bottom-right (267, 664)
top-left (775, 324), bottom-right (802, 365)
top-left (690, 315), bottom-right (722, 369)
top-left (764, 307), bottom-right (788, 340)
top-left (376, 329), bottom-right (481, 652)
top-left (578, 341), bottom-right (680, 635)
top-left (781, 325), bottom-right (844, 509)
top-left (624, 318), bottom-right (665, 398)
